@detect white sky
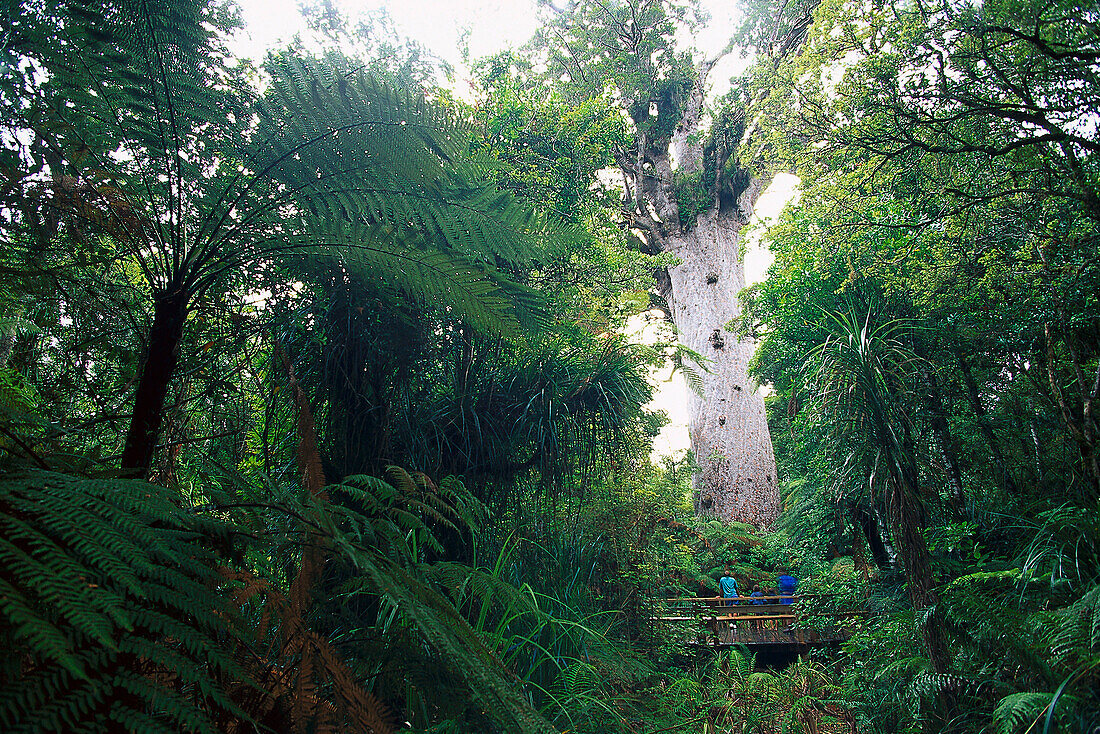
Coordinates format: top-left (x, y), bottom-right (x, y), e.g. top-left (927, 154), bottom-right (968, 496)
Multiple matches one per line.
top-left (231, 0), bottom-right (747, 86)
top-left (232, 0), bottom-right (542, 64)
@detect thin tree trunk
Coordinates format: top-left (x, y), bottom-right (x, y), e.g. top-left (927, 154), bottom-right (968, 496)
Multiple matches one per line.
top-left (922, 369), bottom-right (967, 513)
top-left (854, 505), bottom-right (892, 571)
top-left (0, 332), bottom-right (13, 369)
top-left (885, 432), bottom-right (954, 732)
top-left (888, 474), bottom-right (935, 612)
top-left (957, 354), bottom-right (1021, 496)
top-left (1043, 322), bottom-right (1100, 495)
top-left (121, 287), bottom-right (189, 475)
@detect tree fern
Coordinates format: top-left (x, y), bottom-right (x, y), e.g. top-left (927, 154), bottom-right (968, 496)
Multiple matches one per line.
top-left (275, 475), bottom-right (557, 733)
top-left (244, 349), bottom-right (556, 732)
top-left (295, 223), bottom-right (548, 337)
top-left (5, 0), bottom-right (572, 475)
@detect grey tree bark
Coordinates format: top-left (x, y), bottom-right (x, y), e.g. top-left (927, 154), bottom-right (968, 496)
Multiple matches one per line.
top-left (530, 0), bottom-right (827, 527)
top-left (623, 59), bottom-right (779, 528)
top-left (663, 196), bottom-right (779, 526)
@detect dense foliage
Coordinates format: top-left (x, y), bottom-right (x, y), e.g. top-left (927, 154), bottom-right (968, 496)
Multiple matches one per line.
top-left (740, 0), bottom-right (1100, 729)
top-left (2, 0), bottom-right (1098, 732)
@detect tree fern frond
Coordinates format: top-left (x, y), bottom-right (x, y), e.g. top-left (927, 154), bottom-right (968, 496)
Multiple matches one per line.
top-left (272, 466), bottom-right (554, 733)
top-left (278, 222), bottom-right (544, 337)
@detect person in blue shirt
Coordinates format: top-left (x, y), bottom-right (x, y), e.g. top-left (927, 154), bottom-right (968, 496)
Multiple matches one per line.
top-left (750, 585), bottom-right (765, 605)
top-left (777, 571), bottom-right (797, 604)
top-left (718, 567), bottom-right (739, 606)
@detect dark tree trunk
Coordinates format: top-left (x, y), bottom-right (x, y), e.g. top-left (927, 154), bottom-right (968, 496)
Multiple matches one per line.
top-left (957, 354), bottom-right (1021, 496)
top-left (0, 330), bottom-right (14, 369)
top-left (121, 287), bottom-right (189, 475)
top-left (888, 473), bottom-right (935, 612)
top-left (885, 430), bottom-right (954, 730)
top-left (854, 505), bottom-right (892, 572)
top-left (889, 430), bottom-right (937, 608)
top-left (922, 369), bottom-right (967, 514)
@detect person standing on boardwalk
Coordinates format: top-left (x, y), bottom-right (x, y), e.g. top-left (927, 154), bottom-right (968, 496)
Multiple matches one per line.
top-left (777, 571), bottom-right (798, 604)
top-left (719, 567), bottom-right (739, 607)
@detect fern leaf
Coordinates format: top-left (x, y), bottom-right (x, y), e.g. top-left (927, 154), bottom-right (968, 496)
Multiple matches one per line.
top-left (994, 692), bottom-right (1053, 734)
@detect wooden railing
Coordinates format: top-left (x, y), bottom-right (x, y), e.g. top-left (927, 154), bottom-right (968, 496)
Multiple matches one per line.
top-left (653, 596), bottom-right (863, 647)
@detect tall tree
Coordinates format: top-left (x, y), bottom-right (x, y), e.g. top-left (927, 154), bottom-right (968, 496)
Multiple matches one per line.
top-left (500, 0), bottom-right (816, 526)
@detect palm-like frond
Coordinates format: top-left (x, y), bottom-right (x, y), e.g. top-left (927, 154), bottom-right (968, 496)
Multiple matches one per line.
top-left (302, 517), bottom-right (556, 733)
top-left (12, 17), bottom-right (560, 328)
top-left (1020, 504), bottom-right (1100, 589)
top-left (292, 222), bottom-right (548, 336)
top-left (808, 307), bottom-right (923, 460)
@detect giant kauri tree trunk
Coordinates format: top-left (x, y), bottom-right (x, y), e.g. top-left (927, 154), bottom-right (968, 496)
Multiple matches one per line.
top-left (623, 57), bottom-right (779, 528)
top-left (664, 199), bottom-right (779, 525)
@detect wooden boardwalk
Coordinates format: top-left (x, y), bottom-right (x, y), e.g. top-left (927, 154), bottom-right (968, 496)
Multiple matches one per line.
top-left (653, 595), bottom-right (861, 652)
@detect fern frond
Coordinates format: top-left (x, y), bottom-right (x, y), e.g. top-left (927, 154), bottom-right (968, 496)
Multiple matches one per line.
top-left (280, 222), bottom-right (545, 337)
top-left (281, 470), bottom-right (556, 734)
top-left (994, 692), bottom-right (1054, 733)
top-left (0, 469), bottom-right (253, 732)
